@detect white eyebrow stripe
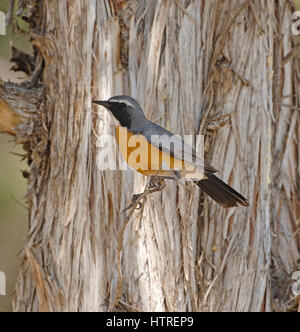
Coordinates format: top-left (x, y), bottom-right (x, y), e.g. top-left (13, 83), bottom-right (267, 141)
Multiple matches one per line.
top-left (109, 98), bottom-right (135, 108)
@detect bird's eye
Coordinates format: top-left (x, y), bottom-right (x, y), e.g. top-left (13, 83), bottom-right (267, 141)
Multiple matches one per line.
top-left (120, 102), bottom-right (126, 107)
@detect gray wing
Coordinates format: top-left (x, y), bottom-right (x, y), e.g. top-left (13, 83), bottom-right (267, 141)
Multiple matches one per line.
top-left (142, 121), bottom-right (217, 173)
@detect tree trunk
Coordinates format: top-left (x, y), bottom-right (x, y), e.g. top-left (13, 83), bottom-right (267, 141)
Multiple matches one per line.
top-left (0, 0), bottom-right (299, 312)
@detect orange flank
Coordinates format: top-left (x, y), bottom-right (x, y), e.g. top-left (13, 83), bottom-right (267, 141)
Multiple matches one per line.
top-left (116, 127), bottom-right (200, 179)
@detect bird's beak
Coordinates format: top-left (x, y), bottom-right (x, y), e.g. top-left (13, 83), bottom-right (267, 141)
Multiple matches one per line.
top-left (92, 100), bottom-right (118, 125)
top-left (92, 100), bottom-right (110, 108)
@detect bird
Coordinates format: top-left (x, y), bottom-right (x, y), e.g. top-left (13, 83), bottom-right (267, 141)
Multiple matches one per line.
top-left (92, 95), bottom-right (249, 208)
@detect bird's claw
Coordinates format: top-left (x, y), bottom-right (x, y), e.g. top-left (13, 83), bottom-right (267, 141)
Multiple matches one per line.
top-left (122, 193), bottom-right (144, 213)
top-left (148, 177), bottom-right (166, 191)
top-left (123, 178), bottom-right (166, 213)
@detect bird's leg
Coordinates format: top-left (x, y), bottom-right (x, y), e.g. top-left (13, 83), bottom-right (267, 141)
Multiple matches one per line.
top-left (122, 193), bottom-right (144, 213)
top-left (123, 176), bottom-right (166, 213)
top-left (148, 176), bottom-right (166, 192)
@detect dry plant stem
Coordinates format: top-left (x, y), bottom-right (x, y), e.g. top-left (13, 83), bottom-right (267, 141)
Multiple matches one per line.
top-left (200, 220), bottom-right (245, 308)
top-left (5, 0), bottom-right (15, 26)
top-left (114, 178), bottom-right (166, 308)
top-left (122, 177), bottom-right (167, 213)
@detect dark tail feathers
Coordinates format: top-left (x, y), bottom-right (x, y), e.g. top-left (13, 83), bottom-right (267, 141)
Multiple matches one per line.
top-left (196, 172), bottom-right (249, 208)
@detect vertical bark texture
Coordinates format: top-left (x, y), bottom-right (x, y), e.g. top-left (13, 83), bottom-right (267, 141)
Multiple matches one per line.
top-left (2, 0), bottom-right (298, 311)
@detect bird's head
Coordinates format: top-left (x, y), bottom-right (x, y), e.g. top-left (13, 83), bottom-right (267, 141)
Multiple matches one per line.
top-left (92, 95), bottom-right (146, 129)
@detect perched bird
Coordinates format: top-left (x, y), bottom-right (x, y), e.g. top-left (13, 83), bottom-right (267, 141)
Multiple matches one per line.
top-left (93, 96), bottom-right (249, 208)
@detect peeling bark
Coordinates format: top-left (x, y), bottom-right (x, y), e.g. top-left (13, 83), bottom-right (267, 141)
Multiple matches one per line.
top-left (0, 0), bottom-right (298, 312)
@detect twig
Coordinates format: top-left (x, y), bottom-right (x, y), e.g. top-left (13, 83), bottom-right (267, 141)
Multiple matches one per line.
top-left (5, 0), bottom-right (15, 26)
top-left (278, 103), bottom-right (300, 111)
top-left (112, 177), bottom-right (166, 309)
top-left (173, 0), bottom-right (201, 28)
top-left (248, 0), bottom-right (265, 35)
top-left (11, 194), bottom-right (27, 210)
top-left (118, 299), bottom-right (141, 312)
top-left (282, 44), bottom-right (300, 67)
top-left (229, 65), bottom-right (250, 86)
top-left (200, 221), bottom-right (244, 307)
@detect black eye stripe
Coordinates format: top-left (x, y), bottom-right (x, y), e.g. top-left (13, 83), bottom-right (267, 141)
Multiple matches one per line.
top-left (109, 101), bottom-right (127, 107)
top-left (109, 98), bottom-right (135, 108)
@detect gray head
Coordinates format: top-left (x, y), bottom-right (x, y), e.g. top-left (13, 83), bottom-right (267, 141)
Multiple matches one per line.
top-left (92, 95), bottom-right (147, 132)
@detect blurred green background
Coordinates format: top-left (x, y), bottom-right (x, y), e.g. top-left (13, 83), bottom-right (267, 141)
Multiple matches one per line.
top-left (0, 0), bottom-right (31, 312)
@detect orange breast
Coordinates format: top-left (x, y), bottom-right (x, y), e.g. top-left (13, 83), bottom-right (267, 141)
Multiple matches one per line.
top-left (116, 127), bottom-right (200, 179)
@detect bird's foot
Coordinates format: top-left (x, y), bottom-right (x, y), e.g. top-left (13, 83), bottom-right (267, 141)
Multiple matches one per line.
top-left (122, 193), bottom-right (143, 213)
top-left (123, 177), bottom-right (166, 213)
top-left (148, 176), bottom-right (166, 191)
